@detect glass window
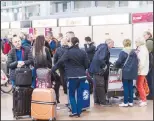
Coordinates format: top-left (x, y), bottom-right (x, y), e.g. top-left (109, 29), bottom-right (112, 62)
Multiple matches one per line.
top-left (96, 1), bottom-right (115, 8)
top-left (74, 1), bottom-right (91, 9)
top-left (63, 2), bottom-right (68, 12)
top-left (1, 1), bottom-right (7, 7)
top-left (147, 1), bottom-right (153, 4)
top-left (12, 1), bottom-right (21, 5)
top-left (119, 1), bottom-right (128, 7)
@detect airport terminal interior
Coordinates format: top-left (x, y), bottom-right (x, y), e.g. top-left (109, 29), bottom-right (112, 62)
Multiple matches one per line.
top-left (1, 1), bottom-right (153, 120)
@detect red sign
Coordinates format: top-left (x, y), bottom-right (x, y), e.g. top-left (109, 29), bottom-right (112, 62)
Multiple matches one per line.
top-left (45, 28), bottom-right (52, 36)
top-left (29, 28), bottom-right (34, 35)
top-left (132, 12), bottom-right (153, 23)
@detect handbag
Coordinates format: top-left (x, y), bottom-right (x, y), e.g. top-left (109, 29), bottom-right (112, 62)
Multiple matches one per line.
top-left (117, 52), bottom-right (131, 80)
top-left (15, 67), bottom-right (32, 86)
top-left (144, 78), bottom-right (150, 96)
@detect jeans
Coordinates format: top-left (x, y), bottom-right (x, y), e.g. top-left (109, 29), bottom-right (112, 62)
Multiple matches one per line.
top-left (68, 78), bottom-right (84, 115)
top-left (122, 79), bottom-right (133, 104)
top-left (137, 75), bottom-right (147, 102)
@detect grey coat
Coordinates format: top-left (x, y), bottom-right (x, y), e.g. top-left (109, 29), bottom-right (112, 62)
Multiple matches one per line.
top-left (7, 46), bottom-right (33, 81)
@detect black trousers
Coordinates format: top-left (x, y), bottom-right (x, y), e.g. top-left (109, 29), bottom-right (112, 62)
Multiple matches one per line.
top-left (51, 72), bottom-right (61, 103)
top-left (93, 70), bottom-right (109, 104)
top-left (59, 68), bottom-right (67, 93)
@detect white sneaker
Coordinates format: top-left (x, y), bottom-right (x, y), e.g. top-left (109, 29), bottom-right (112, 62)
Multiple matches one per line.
top-left (139, 101), bottom-right (147, 107)
top-left (119, 103), bottom-right (128, 107)
top-left (56, 106), bottom-right (60, 110)
top-left (128, 103), bottom-right (133, 107)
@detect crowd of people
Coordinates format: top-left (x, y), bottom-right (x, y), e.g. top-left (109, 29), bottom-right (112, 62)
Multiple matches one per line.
top-left (1, 30), bottom-right (153, 117)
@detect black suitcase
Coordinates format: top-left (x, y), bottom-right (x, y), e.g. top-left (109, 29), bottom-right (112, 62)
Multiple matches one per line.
top-left (12, 87), bottom-right (33, 120)
top-left (15, 67), bottom-right (32, 86)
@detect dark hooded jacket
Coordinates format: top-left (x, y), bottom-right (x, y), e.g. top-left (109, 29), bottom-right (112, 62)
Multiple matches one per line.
top-left (52, 46), bottom-right (89, 78)
top-left (89, 43), bottom-right (110, 74)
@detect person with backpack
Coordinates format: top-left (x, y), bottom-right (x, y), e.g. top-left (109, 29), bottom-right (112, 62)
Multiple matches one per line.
top-left (143, 31), bottom-right (153, 100)
top-left (135, 38), bottom-right (149, 107)
top-left (114, 39), bottom-right (138, 107)
top-left (88, 39), bottom-right (114, 106)
top-left (54, 38), bottom-right (69, 94)
top-left (7, 36), bottom-right (33, 87)
top-left (52, 37), bottom-right (89, 117)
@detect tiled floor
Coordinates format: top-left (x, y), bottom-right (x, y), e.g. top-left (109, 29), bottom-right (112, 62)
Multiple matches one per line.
top-left (1, 89), bottom-right (153, 120)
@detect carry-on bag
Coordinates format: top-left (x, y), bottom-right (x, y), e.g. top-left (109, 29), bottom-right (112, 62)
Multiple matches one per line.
top-left (31, 88), bottom-right (57, 121)
top-left (36, 68), bottom-right (52, 88)
top-left (15, 67), bottom-right (32, 86)
top-left (13, 87), bottom-right (33, 120)
top-left (67, 77), bottom-right (90, 111)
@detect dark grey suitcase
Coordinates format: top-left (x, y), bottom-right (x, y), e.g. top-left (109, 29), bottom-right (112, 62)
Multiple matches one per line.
top-left (13, 87), bottom-right (33, 120)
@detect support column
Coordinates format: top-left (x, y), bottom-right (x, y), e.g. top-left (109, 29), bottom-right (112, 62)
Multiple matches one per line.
top-left (70, 1), bottom-right (74, 11)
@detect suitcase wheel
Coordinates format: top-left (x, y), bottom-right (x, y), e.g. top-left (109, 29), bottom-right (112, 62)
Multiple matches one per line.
top-left (15, 116), bottom-right (19, 120)
top-left (49, 117), bottom-right (56, 121)
top-left (32, 117), bottom-right (36, 121)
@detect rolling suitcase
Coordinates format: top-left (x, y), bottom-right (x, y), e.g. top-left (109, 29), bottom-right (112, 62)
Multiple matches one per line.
top-left (13, 87), bottom-right (33, 120)
top-left (15, 67), bottom-right (32, 86)
top-left (31, 88), bottom-right (57, 121)
top-left (67, 77), bottom-right (90, 111)
top-left (36, 68), bottom-right (52, 88)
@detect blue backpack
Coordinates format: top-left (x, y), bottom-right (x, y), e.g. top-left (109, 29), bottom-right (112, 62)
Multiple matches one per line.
top-left (122, 50), bottom-right (138, 80)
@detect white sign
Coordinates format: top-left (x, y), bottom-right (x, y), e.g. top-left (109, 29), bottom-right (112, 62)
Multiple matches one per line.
top-left (91, 14), bottom-right (129, 25)
top-left (108, 70), bottom-right (123, 91)
top-left (10, 21), bottom-right (20, 28)
top-left (59, 17), bottom-right (89, 26)
top-left (32, 19), bottom-right (57, 27)
top-left (1, 22), bottom-right (10, 29)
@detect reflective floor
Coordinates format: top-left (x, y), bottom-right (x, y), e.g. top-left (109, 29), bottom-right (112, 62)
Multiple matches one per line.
top-left (1, 88), bottom-right (153, 120)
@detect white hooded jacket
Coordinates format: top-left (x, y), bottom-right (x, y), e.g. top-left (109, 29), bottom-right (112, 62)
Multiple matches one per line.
top-left (136, 45), bottom-right (149, 75)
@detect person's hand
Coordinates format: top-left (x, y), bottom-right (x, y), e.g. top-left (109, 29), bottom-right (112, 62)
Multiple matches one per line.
top-left (17, 61), bottom-right (25, 68)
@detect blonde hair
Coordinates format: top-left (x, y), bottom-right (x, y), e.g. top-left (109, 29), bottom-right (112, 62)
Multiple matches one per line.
top-left (123, 39), bottom-right (131, 47)
top-left (61, 39), bottom-right (68, 46)
top-left (135, 37), bottom-right (146, 46)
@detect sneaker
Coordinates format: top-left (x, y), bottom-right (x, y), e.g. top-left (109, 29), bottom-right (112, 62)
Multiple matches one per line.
top-left (56, 106), bottom-right (60, 110)
top-left (128, 103), bottom-right (133, 107)
top-left (139, 101), bottom-right (147, 107)
top-left (119, 103), bottom-right (128, 107)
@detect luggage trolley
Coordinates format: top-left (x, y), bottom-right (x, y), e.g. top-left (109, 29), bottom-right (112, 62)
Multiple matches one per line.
top-left (106, 64), bottom-right (124, 104)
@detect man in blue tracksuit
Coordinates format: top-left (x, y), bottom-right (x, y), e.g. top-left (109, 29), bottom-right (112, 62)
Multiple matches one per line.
top-left (52, 36), bottom-right (89, 117)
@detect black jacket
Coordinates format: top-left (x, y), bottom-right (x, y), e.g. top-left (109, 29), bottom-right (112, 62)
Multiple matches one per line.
top-left (45, 41), bottom-right (53, 57)
top-left (52, 46), bottom-right (89, 78)
top-left (7, 46), bottom-right (33, 81)
top-left (33, 47), bottom-right (52, 69)
top-left (84, 42), bottom-right (96, 62)
top-left (54, 45), bottom-right (69, 65)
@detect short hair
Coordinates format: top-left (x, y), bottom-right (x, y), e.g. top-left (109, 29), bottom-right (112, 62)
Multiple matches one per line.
top-left (123, 39), bottom-right (131, 47)
top-left (71, 37), bottom-right (79, 46)
top-left (59, 33), bottom-right (63, 37)
top-left (66, 31), bottom-right (74, 34)
top-left (136, 37), bottom-right (146, 46)
top-left (13, 34), bottom-right (17, 37)
top-left (85, 37), bottom-right (91, 42)
top-left (105, 39), bottom-right (113, 44)
top-left (144, 31), bottom-right (152, 38)
top-left (12, 36), bottom-right (21, 42)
